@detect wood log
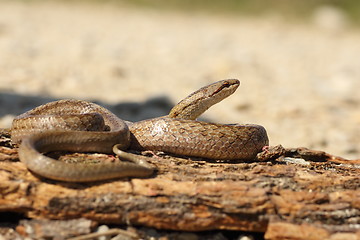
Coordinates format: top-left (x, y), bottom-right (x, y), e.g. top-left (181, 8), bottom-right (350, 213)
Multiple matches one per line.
top-left (0, 131), bottom-right (359, 239)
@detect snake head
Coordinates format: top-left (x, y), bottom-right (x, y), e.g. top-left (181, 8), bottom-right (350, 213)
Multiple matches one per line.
top-left (168, 79), bottom-right (240, 120)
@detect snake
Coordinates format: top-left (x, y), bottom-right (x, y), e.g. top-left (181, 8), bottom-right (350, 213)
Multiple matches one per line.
top-left (11, 79), bottom-right (269, 182)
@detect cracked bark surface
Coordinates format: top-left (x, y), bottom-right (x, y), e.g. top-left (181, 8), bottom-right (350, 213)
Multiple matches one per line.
top-left (0, 132), bottom-right (359, 239)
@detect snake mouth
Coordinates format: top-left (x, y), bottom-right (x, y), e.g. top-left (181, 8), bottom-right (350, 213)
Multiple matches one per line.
top-left (211, 79), bottom-right (240, 97)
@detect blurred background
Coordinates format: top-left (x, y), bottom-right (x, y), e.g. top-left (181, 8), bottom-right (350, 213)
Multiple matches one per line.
top-left (0, 0), bottom-right (359, 159)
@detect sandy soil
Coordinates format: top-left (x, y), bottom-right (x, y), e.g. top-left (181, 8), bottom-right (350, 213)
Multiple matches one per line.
top-left (0, 1), bottom-right (359, 159)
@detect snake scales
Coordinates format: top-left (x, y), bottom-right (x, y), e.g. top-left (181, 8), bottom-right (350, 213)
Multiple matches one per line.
top-left (11, 79), bottom-right (269, 182)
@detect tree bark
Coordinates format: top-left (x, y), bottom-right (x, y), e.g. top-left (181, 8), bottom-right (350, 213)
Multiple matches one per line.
top-left (0, 132), bottom-right (359, 239)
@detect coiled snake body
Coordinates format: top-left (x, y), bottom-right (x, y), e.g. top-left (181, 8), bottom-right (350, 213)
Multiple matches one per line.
top-left (11, 79), bottom-right (269, 182)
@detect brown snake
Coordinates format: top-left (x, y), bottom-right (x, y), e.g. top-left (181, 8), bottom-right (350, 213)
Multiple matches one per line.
top-left (11, 79), bottom-right (269, 182)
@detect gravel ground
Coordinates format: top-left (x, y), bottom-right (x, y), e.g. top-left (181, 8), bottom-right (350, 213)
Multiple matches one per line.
top-left (0, 1), bottom-right (359, 159)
